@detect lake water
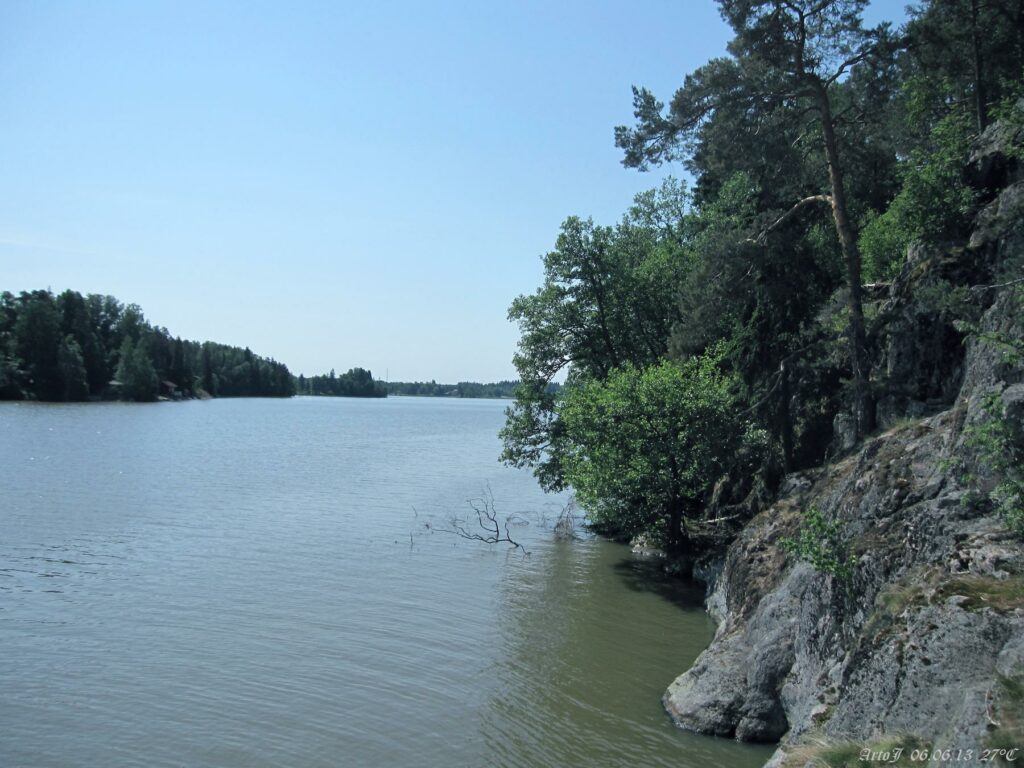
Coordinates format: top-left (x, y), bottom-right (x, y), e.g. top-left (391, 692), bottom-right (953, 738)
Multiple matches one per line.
top-left (0, 397), bottom-right (770, 767)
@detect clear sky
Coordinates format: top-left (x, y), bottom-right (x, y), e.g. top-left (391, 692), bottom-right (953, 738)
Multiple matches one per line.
top-left (0, 0), bottom-right (908, 382)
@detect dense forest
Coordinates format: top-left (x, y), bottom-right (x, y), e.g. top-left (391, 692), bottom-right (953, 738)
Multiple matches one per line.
top-left (387, 380), bottom-right (517, 398)
top-left (296, 368), bottom-right (388, 398)
top-left (0, 289), bottom-right (294, 402)
top-left (386, 380), bottom-right (562, 398)
top-left (294, 376), bottom-right (560, 400)
top-left (502, 0), bottom-right (1024, 555)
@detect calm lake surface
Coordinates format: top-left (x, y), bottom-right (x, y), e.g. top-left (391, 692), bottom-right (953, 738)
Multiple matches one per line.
top-left (0, 397), bottom-right (770, 768)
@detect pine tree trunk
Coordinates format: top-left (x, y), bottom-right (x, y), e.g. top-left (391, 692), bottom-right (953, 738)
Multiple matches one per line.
top-left (813, 80), bottom-right (875, 438)
top-left (970, 0), bottom-right (989, 132)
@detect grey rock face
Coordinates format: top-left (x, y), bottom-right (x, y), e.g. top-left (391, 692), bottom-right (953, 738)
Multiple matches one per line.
top-left (664, 119), bottom-right (1024, 765)
top-left (968, 100), bottom-right (1023, 191)
top-left (666, 400), bottom-right (1023, 761)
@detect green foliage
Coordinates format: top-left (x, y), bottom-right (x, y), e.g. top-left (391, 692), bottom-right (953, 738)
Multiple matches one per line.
top-left (558, 350), bottom-right (753, 552)
top-left (859, 113), bottom-right (979, 281)
top-left (57, 335), bottom-right (88, 401)
top-left (505, 0), bottom-right (1024, 563)
top-left (671, 174), bottom-right (845, 469)
top-left (297, 367), bottom-right (387, 398)
top-left (502, 181), bottom-right (694, 491)
top-left (968, 390), bottom-right (1024, 535)
top-left (903, 0), bottom-right (1024, 133)
top-left (0, 288), bottom-right (295, 402)
top-left (115, 338), bottom-right (159, 402)
top-left (781, 506), bottom-right (857, 582)
top-left (616, 1), bottom-right (894, 212)
top-left (384, 380), bottom-right (539, 399)
top-left (620, 0), bottom-right (906, 441)
top-left (13, 290), bottom-right (63, 400)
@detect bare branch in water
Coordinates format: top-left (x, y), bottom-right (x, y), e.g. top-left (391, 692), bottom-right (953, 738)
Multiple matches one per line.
top-left (434, 485), bottom-right (529, 554)
top-left (553, 499), bottom-right (580, 541)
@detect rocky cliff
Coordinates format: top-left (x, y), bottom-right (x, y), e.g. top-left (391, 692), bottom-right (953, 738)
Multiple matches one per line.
top-left (664, 115), bottom-right (1024, 765)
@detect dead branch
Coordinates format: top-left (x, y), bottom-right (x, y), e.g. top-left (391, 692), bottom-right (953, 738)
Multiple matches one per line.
top-left (748, 194), bottom-right (833, 245)
top-left (553, 499), bottom-right (580, 541)
top-left (970, 276), bottom-right (1024, 292)
top-left (434, 485), bottom-right (529, 554)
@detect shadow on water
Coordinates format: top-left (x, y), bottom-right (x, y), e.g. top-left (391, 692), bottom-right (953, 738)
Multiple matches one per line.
top-left (610, 555), bottom-right (707, 611)
top-left (0, 399), bottom-right (773, 768)
top-left (480, 538), bottom-right (772, 768)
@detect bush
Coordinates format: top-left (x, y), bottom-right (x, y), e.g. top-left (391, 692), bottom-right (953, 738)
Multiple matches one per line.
top-left (559, 350), bottom-right (752, 554)
top-left (781, 506), bottom-right (857, 583)
top-left (969, 391), bottom-right (1024, 536)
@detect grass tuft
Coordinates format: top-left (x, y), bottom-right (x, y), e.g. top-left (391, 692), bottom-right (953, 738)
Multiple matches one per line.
top-left (777, 734), bottom-right (925, 767)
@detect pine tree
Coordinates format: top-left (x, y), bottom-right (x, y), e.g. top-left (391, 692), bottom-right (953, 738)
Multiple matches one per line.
top-left (57, 335), bottom-right (89, 401)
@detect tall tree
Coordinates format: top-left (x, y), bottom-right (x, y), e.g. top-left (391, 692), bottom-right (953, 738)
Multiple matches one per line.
top-left (617, 0), bottom-right (893, 437)
top-left (57, 335), bottom-right (89, 401)
top-left (115, 338), bottom-right (159, 402)
top-left (501, 184), bottom-right (693, 490)
top-left (169, 337), bottom-right (192, 392)
top-left (14, 291), bottom-right (63, 400)
top-left (56, 290), bottom-right (105, 396)
top-left (905, 0), bottom-right (1024, 133)
top-left (200, 342), bottom-right (215, 395)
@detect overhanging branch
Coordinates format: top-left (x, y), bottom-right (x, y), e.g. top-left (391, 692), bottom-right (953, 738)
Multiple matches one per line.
top-left (749, 194), bottom-right (833, 245)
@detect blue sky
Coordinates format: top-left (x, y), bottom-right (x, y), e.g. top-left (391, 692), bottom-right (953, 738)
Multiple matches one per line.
top-left (0, 0), bottom-right (907, 381)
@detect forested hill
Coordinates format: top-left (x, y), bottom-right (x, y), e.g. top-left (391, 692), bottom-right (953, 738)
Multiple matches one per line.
top-left (0, 289), bottom-right (294, 402)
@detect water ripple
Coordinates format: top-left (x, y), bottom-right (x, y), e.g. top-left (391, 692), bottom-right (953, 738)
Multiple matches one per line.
top-left (0, 398), bottom-right (771, 768)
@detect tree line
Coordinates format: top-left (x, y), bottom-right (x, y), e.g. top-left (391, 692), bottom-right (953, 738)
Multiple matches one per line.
top-left (386, 380), bottom-right (562, 399)
top-left (292, 376), bottom-right (562, 400)
top-left (502, 0), bottom-right (1024, 556)
top-left (0, 289), bottom-right (294, 402)
top-left (295, 368), bottom-right (387, 398)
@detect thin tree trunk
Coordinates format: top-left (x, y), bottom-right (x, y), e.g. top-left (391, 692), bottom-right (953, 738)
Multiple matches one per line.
top-left (587, 269), bottom-right (621, 369)
top-left (667, 455), bottom-right (685, 556)
top-left (1019, 0), bottom-right (1024, 78)
top-left (779, 360), bottom-right (795, 471)
top-left (813, 80), bottom-right (875, 438)
top-left (970, 0), bottom-right (989, 132)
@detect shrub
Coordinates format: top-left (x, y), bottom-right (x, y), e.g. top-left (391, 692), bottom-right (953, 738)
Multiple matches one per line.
top-left (559, 350), bottom-right (752, 554)
top-left (781, 506), bottom-right (857, 583)
top-left (968, 391), bottom-right (1024, 536)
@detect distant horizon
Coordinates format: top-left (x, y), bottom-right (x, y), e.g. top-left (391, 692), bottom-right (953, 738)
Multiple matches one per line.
top-left (0, 1), bottom-right (906, 382)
